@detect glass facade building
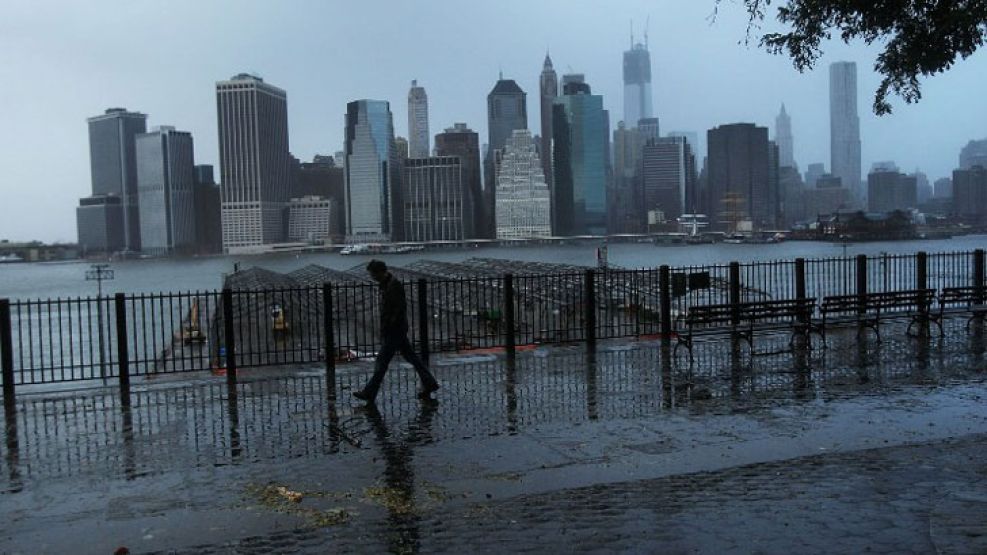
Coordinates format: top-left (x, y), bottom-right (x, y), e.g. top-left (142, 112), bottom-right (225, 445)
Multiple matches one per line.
top-left (830, 62), bottom-right (862, 200)
top-left (344, 100), bottom-right (402, 242)
top-left (552, 80), bottom-right (608, 236)
top-left (85, 108), bottom-right (147, 252)
top-left (136, 127), bottom-right (197, 256)
top-left (623, 41), bottom-right (653, 129)
top-left (435, 123), bottom-right (482, 239)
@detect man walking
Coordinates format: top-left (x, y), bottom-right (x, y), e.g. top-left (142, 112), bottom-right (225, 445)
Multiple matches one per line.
top-left (353, 260), bottom-right (440, 404)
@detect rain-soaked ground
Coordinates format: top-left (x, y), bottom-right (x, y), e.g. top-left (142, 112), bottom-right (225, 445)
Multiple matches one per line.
top-left (4, 318), bottom-right (987, 554)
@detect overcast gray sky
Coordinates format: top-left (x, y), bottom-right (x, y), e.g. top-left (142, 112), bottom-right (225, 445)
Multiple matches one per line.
top-left (2, 0), bottom-right (985, 243)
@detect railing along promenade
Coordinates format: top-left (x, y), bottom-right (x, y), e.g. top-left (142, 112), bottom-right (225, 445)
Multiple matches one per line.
top-left (1, 249), bottom-right (984, 410)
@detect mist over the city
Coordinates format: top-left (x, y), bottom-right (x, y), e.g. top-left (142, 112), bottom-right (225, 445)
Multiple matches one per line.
top-left (2, 0), bottom-right (986, 243)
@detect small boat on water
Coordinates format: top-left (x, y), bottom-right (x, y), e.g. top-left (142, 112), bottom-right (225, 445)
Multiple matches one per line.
top-left (0, 253), bottom-right (24, 263)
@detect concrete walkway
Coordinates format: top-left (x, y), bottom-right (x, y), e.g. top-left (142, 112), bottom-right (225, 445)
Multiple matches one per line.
top-left (3, 320), bottom-right (987, 553)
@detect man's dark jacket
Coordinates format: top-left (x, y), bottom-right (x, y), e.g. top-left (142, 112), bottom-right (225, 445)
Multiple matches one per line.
top-left (379, 273), bottom-right (409, 335)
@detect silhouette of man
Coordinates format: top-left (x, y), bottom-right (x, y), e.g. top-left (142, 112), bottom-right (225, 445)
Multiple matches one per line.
top-left (353, 260), bottom-right (439, 404)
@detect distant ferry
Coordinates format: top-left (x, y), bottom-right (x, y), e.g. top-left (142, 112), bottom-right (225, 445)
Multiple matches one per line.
top-left (0, 253), bottom-right (24, 263)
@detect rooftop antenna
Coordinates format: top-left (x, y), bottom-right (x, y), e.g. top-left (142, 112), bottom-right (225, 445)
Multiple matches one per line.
top-left (630, 20), bottom-right (634, 48)
top-left (645, 16), bottom-right (650, 48)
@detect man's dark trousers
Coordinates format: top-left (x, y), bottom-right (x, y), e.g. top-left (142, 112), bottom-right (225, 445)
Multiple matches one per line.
top-left (362, 329), bottom-right (438, 400)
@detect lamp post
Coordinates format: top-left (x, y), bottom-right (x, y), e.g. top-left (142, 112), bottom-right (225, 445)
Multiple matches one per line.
top-left (85, 264), bottom-right (114, 382)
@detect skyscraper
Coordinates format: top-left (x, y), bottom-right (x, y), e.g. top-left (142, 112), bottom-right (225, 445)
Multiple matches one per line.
top-left (960, 139), bottom-right (987, 169)
top-left (623, 33), bottom-right (654, 129)
top-left (707, 123), bottom-right (778, 230)
top-left (953, 166), bottom-right (987, 220)
top-left (641, 137), bottom-right (696, 223)
top-left (775, 104), bottom-right (796, 169)
top-left (344, 99), bottom-right (402, 242)
top-left (136, 126), bottom-right (197, 256)
top-left (85, 107), bottom-right (148, 252)
top-left (407, 80), bottom-right (430, 159)
top-left (485, 76), bottom-right (528, 237)
top-left (868, 170), bottom-right (917, 213)
top-left (539, 53), bottom-right (559, 190)
top-left (435, 123), bottom-right (482, 238)
top-left (552, 78), bottom-right (608, 236)
top-left (216, 74), bottom-right (290, 251)
top-left (193, 165), bottom-right (222, 254)
top-left (830, 62), bottom-right (862, 200)
top-left (403, 157), bottom-right (465, 242)
top-left (496, 130), bottom-right (551, 239)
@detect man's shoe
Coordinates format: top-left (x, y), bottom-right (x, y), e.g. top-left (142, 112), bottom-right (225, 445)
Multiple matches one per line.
top-left (352, 390), bottom-right (374, 403)
top-left (417, 383), bottom-right (439, 399)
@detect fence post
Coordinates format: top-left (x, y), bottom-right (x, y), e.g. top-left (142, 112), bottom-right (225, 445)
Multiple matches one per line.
top-left (114, 293), bottom-right (130, 407)
top-left (322, 283), bottom-right (336, 399)
top-left (417, 278), bottom-right (429, 365)
top-left (504, 273), bottom-right (516, 360)
top-left (659, 266), bottom-right (671, 340)
top-left (795, 258), bottom-right (807, 325)
top-left (916, 251), bottom-right (929, 316)
top-left (856, 254), bottom-right (868, 314)
top-left (585, 269), bottom-right (597, 352)
top-left (729, 262), bottom-right (741, 325)
top-left (975, 249), bottom-right (985, 303)
top-left (0, 299), bottom-right (14, 410)
top-left (222, 288), bottom-right (237, 386)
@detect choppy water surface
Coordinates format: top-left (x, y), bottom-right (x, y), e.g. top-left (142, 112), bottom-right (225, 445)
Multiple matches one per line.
top-left (1, 236), bottom-right (984, 300)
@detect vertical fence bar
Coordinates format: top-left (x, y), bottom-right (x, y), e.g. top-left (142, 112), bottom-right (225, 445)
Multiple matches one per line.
top-left (323, 283), bottom-right (336, 399)
top-left (504, 274), bottom-right (516, 360)
top-left (795, 258), bottom-right (807, 300)
top-left (975, 249), bottom-right (985, 303)
top-left (585, 269), bottom-right (597, 352)
top-left (729, 262), bottom-right (741, 325)
top-left (114, 293), bottom-right (130, 407)
top-left (658, 266), bottom-right (671, 339)
top-left (1, 299), bottom-right (14, 408)
top-left (916, 251), bottom-right (929, 316)
top-left (417, 278), bottom-right (429, 364)
top-left (856, 254), bottom-right (868, 314)
top-left (222, 288), bottom-right (237, 386)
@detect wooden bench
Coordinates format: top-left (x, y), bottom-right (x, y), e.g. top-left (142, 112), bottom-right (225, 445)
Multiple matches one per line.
top-left (674, 298), bottom-right (818, 360)
top-left (818, 289), bottom-right (936, 344)
top-left (938, 286), bottom-right (987, 333)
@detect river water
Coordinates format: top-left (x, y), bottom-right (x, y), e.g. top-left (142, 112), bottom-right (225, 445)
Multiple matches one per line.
top-left (1, 236), bottom-right (985, 301)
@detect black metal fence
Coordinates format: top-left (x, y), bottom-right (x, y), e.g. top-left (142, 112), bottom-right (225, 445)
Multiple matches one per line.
top-left (2, 250), bottom-right (985, 398)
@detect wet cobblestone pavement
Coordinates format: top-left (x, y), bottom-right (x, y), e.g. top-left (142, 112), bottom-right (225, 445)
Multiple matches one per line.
top-left (4, 319), bottom-right (987, 553)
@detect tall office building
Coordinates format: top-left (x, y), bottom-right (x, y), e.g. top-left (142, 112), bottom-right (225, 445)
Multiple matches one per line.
top-left (552, 78), bottom-right (608, 236)
top-left (623, 33), bottom-right (654, 129)
top-left (344, 99), bottom-right (402, 242)
top-left (830, 62), bottom-right (862, 200)
top-left (953, 166), bottom-right (987, 220)
top-left (496, 130), bottom-right (551, 239)
top-left (805, 163), bottom-right (826, 188)
top-left (136, 126), bottom-right (197, 256)
top-left (83, 107), bottom-right (147, 252)
top-left (775, 104), bottom-right (796, 169)
top-left (868, 170), bottom-right (917, 213)
top-left (193, 165), bottom-right (222, 254)
top-left (435, 123), bottom-right (482, 238)
top-left (407, 80), bottom-right (430, 158)
top-left (641, 137), bottom-right (696, 223)
top-left (666, 131), bottom-right (700, 160)
top-left (76, 195), bottom-right (124, 254)
top-left (485, 76), bottom-right (528, 237)
top-left (540, 53), bottom-right (559, 190)
top-left (706, 123), bottom-right (778, 230)
top-left (960, 139), bottom-right (987, 169)
top-left (403, 157), bottom-right (465, 242)
top-left (216, 74), bottom-right (290, 251)
top-left (638, 118), bottom-right (660, 144)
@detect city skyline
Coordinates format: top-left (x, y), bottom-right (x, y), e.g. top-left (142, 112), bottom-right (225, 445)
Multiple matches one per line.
top-left (3, 0), bottom-right (987, 242)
